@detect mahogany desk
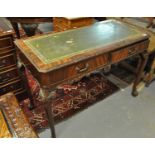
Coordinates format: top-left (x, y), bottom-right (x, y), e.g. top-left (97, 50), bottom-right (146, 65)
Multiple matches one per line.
top-left (15, 20), bottom-right (149, 138)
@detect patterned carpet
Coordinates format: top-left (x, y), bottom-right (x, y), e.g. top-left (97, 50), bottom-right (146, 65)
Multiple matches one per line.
top-left (20, 70), bottom-right (119, 131)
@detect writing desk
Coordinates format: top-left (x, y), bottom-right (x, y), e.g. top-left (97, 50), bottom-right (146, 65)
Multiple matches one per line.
top-left (15, 20), bottom-right (149, 137)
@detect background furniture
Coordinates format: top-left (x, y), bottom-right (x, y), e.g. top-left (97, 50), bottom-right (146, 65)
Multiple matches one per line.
top-left (53, 17), bottom-right (94, 32)
top-left (118, 18), bottom-right (155, 86)
top-left (15, 20), bottom-right (149, 137)
top-left (146, 17), bottom-right (155, 28)
top-left (145, 51), bottom-right (155, 86)
top-left (0, 31), bottom-right (27, 101)
top-left (0, 93), bottom-right (38, 138)
top-left (7, 17), bottom-right (52, 38)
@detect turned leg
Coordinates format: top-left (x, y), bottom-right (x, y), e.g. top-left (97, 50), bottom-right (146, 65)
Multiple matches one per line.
top-left (10, 22), bottom-right (20, 39)
top-left (18, 65), bottom-right (35, 109)
top-left (132, 52), bottom-right (148, 97)
top-left (41, 88), bottom-right (56, 138)
top-left (145, 66), bottom-right (155, 87)
top-left (145, 52), bottom-right (155, 87)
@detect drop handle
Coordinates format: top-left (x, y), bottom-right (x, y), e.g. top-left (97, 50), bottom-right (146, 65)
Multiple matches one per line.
top-left (128, 48), bottom-right (137, 54)
top-left (76, 63), bottom-right (89, 73)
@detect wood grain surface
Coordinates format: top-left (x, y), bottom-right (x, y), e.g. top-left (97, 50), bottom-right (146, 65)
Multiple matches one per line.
top-left (0, 93), bottom-right (38, 138)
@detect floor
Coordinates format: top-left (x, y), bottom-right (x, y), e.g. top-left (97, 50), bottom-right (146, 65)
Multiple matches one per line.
top-left (39, 82), bottom-right (155, 138)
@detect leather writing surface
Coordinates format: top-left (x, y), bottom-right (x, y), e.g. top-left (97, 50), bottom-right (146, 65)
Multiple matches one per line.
top-left (24, 20), bottom-right (142, 64)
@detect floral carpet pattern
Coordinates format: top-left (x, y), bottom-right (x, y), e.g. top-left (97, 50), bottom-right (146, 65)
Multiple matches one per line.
top-left (20, 70), bottom-right (119, 131)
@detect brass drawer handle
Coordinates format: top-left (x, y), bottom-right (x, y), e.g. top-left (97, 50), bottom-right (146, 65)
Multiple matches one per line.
top-left (76, 63), bottom-right (89, 73)
top-left (128, 47), bottom-right (137, 55)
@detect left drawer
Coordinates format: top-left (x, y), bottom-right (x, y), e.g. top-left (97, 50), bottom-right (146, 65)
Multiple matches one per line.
top-left (0, 67), bottom-right (19, 84)
top-left (0, 79), bottom-right (24, 95)
top-left (0, 53), bottom-right (16, 69)
top-left (0, 36), bottom-right (13, 50)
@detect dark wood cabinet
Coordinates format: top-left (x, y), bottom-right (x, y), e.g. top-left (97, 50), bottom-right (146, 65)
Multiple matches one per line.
top-left (0, 31), bottom-right (27, 101)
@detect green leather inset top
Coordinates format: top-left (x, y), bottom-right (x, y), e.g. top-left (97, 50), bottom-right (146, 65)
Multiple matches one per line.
top-left (24, 20), bottom-right (144, 64)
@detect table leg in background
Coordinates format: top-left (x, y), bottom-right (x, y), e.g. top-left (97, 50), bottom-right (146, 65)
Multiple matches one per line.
top-left (10, 22), bottom-right (20, 38)
top-left (132, 52), bottom-right (148, 96)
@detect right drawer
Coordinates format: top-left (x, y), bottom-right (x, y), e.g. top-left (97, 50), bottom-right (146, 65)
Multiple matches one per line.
top-left (0, 53), bottom-right (16, 69)
top-left (111, 40), bottom-right (149, 63)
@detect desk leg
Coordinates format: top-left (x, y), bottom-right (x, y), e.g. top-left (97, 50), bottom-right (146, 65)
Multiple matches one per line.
top-left (42, 89), bottom-right (56, 138)
top-left (145, 69), bottom-right (155, 87)
top-left (10, 22), bottom-right (20, 39)
top-left (44, 99), bottom-right (56, 138)
top-left (19, 65), bottom-right (35, 109)
top-left (132, 52), bottom-right (148, 96)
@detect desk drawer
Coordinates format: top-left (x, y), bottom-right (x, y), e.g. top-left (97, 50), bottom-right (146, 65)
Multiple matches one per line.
top-left (0, 53), bottom-right (16, 69)
top-left (0, 48), bottom-right (15, 56)
top-left (0, 67), bottom-right (19, 84)
top-left (128, 40), bottom-right (149, 56)
top-left (48, 53), bottom-right (109, 86)
top-left (0, 36), bottom-right (13, 50)
top-left (111, 40), bottom-right (149, 63)
top-left (0, 79), bottom-right (23, 95)
top-left (111, 49), bottom-right (128, 63)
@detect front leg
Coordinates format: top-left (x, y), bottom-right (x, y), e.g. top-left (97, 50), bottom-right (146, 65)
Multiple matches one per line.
top-left (18, 64), bottom-right (35, 109)
top-left (132, 52), bottom-right (148, 97)
top-left (41, 88), bottom-right (56, 138)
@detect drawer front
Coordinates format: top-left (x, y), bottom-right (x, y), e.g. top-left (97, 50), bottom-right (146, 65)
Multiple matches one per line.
top-left (48, 53), bottom-right (109, 86)
top-left (128, 40), bottom-right (149, 56)
top-left (111, 40), bottom-right (149, 63)
top-left (0, 36), bottom-right (13, 50)
top-left (111, 49), bottom-right (128, 63)
top-left (14, 89), bottom-right (28, 101)
top-left (53, 18), bottom-right (69, 25)
top-left (70, 19), bottom-right (93, 28)
top-left (0, 79), bottom-right (24, 95)
top-left (0, 67), bottom-right (19, 84)
top-left (0, 48), bottom-right (15, 57)
top-left (0, 53), bottom-right (16, 69)
top-left (53, 25), bottom-right (68, 32)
